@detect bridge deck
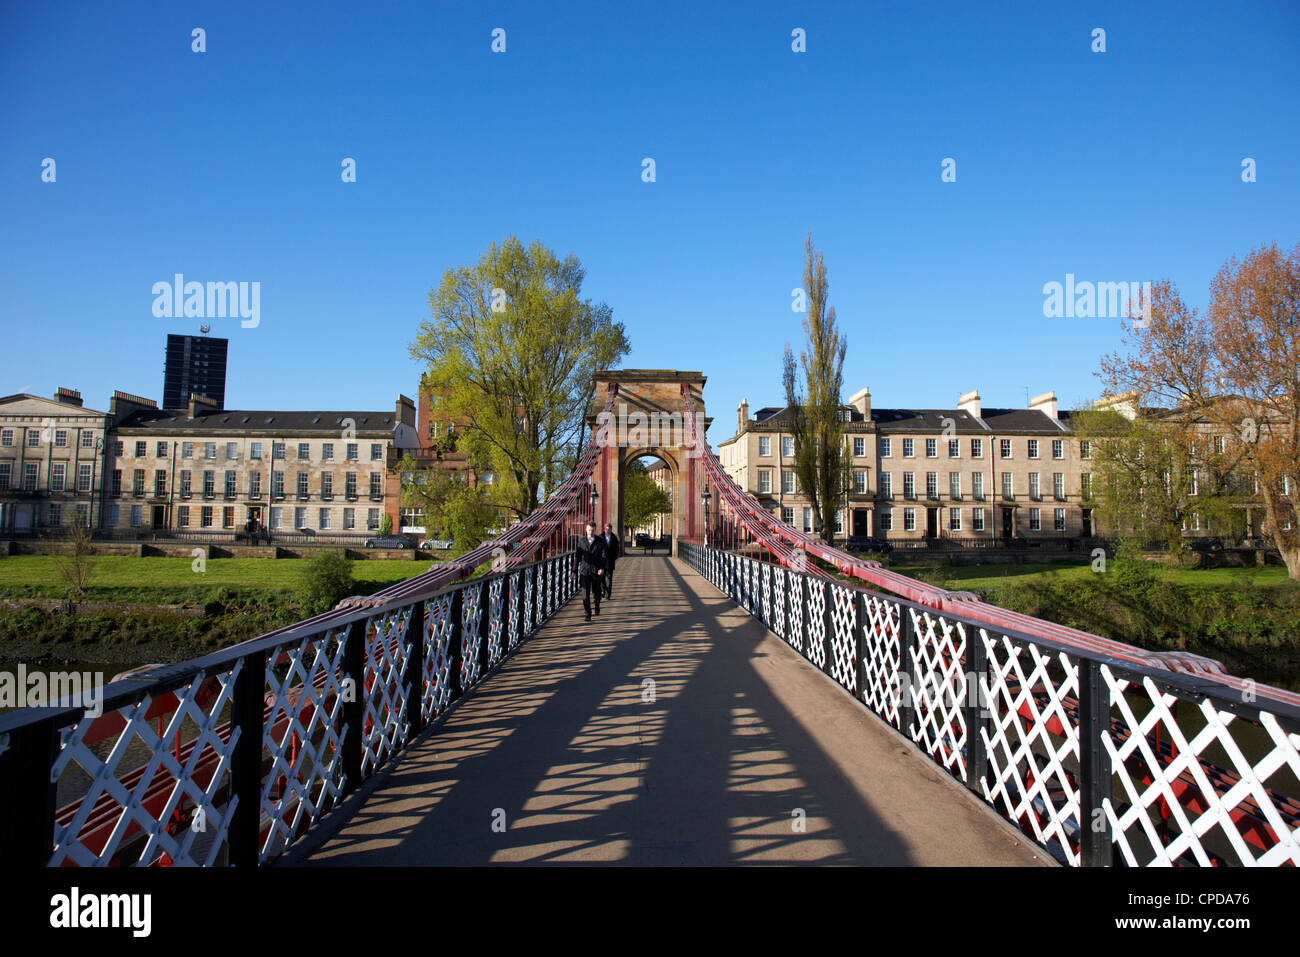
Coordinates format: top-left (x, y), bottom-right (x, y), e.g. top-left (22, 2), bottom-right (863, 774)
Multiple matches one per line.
top-left (304, 555), bottom-right (1050, 865)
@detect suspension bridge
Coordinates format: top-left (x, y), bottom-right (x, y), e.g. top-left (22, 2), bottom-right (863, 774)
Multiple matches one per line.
top-left (1, 370), bottom-right (1298, 867)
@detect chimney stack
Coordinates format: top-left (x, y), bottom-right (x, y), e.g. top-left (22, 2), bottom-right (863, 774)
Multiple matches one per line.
top-left (957, 390), bottom-right (982, 419)
top-left (188, 393), bottom-right (219, 419)
top-left (55, 387), bottom-right (83, 407)
top-left (1029, 391), bottom-right (1059, 420)
top-left (738, 397), bottom-right (749, 433)
top-left (848, 387), bottom-right (871, 418)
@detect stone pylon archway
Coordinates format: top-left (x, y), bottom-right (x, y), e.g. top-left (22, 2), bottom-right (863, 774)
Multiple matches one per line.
top-left (585, 370), bottom-right (710, 556)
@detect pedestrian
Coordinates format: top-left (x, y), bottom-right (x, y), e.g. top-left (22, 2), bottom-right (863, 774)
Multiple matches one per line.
top-left (575, 521), bottom-right (607, 620)
top-left (602, 522), bottom-right (621, 598)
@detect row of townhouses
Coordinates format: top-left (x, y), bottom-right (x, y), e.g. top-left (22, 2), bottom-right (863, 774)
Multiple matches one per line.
top-left (720, 387), bottom-right (1097, 546)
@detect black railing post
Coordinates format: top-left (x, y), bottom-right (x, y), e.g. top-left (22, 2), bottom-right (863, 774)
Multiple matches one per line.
top-left (0, 713), bottom-right (60, 867)
top-left (820, 579), bottom-right (836, 681)
top-left (1079, 657), bottom-right (1113, 867)
top-left (341, 617), bottom-right (366, 795)
top-left (448, 586), bottom-right (465, 703)
top-left (477, 579), bottom-right (492, 678)
top-left (855, 591), bottom-right (869, 706)
top-left (229, 648), bottom-right (267, 866)
top-left (899, 601), bottom-right (918, 739)
top-left (405, 599), bottom-right (425, 736)
top-left (963, 627), bottom-right (988, 795)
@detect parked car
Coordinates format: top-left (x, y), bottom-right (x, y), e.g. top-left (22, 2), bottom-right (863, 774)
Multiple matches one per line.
top-left (634, 533), bottom-right (652, 548)
top-left (843, 536), bottom-right (894, 556)
top-left (364, 535), bottom-right (412, 549)
top-left (420, 538), bottom-right (454, 550)
top-left (1181, 537), bottom-right (1224, 553)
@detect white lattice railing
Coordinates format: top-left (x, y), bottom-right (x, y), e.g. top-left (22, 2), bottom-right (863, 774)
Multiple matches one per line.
top-left (0, 551), bottom-right (578, 867)
top-left (681, 542), bottom-right (1300, 868)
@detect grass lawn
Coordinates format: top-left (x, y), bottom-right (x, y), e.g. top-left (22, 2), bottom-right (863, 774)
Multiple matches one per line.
top-left (0, 555), bottom-right (432, 594)
top-left (886, 559), bottom-right (1298, 590)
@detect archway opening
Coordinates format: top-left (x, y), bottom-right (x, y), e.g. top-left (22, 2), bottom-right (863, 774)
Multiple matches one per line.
top-left (618, 449), bottom-right (676, 551)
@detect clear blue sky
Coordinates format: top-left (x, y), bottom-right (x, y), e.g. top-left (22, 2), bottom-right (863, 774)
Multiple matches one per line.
top-left (3, 1), bottom-right (1297, 440)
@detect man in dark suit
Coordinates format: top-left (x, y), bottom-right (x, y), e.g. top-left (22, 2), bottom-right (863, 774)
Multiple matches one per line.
top-left (575, 522), bottom-right (607, 620)
top-left (602, 522), bottom-right (622, 598)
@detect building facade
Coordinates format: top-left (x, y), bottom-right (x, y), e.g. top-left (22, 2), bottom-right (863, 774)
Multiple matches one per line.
top-left (162, 334), bottom-right (229, 411)
top-left (718, 387), bottom-right (1095, 546)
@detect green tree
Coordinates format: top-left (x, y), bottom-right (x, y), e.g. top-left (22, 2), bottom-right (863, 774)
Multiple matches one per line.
top-left (782, 232), bottom-right (848, 543)
top-left (396, 454), bottom-right (500, 557)
top-left (622, 460), bottom-right (672, 531)
top-left (298, 549), bottom-right (355, 616)
top-left (410, 236), bottom-right (630, 520)
top-left (378, 513), bottom-right (393, 536)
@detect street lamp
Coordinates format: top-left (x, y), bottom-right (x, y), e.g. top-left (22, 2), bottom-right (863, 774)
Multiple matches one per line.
top-left (701, 486), bottom-right (711, 547)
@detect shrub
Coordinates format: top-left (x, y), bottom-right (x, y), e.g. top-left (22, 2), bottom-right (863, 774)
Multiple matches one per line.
top-left (298, 549), bottom-right (355, 616)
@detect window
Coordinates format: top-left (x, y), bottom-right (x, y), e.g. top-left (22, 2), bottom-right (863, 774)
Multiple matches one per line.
top-left (972, 472), bottom-right (984, 500)
top-left (902, 438), bottom-right (914, 458)
top-left (1053, 473), bottom-right (1065, 500)
top-left (203, 470), bottom-right (215, 496)
top-left (1214, 435), bottom-right (1226, 455)
top-left (1052, 439), bottom-right (1063, 459)
top-left (130, 505), bottom-right (143, 527)
top-left (949, 508), bottom-right (961, 531)
top-left (852, 470), bottom-right (866, 494)
top-left (80, 431), bottom-right (94, 448)
top-left (132, 469), bottom-right (145, 495)
top-left (1080, 440), bottom-right (1091, 460)
top-left (178, 506), bottom-right (190, 528)
top-left (879, 472), bottom-right (892, 498)
top-left (903, 472), bottom-right (915, 500)
top-left (295, 507), bottom-right (307, 529)
top-left (157, 441), bottom-right (168, 457)
top-left (273, 442), bottom-right (285, 460)
top-left (1029, 473), bottom-right (1040, 500)
top-left (781, 507), bottom-right (794, 525)
top-left (925, 438), bottom-right (937, 458)
top-left (781, 436), bottom-right (794, 458)
top-left (23, 463), bottom-right (39, 490)
top-left (297, 472), bottom-right (308, 497)
top-left (879, 509), bottom-right (893, 531)
top-left (367, 508), bottom-right (380, 530)
top-left (111, 470), bottom-right (121, 496)
top-left (205, 442), bottom-right (216, 459)
top-left (758, 436), bottom-right (771, 457)
top-left (178, 469), bottom-right (191, 496)
top-left (758, 469), bottom-right (772, 494)
top-left (155, 469), bottom-right (167, 496)
top-left (371, 443), bottom-right (383, 461)
top-left (1054, 508), bottom-right (1066, 532)
top-left (134, 441), bottom-right (146, 456)
top-left (781, 471), bottom-right (795, 494)
top-left (1029, 508), bottom-right (1041, 531)
top-left (270, 507), bottom-right (283, 529)
top-left (346, 473), bottom-right (357, 498)
top-left (26, 429), bottom-right (40, 448)
top-left (201, 506), bottom-right (214, 528)
top-left (298, 442), bottom-right (310, 460)
top-left (1000, 439), bottom-right (1012, 458)
top-left (322, 472), bottom-right (333, 497)
top-left (1187, 468), bottom-right (1199, 496)
top-left (250, 442), bottom-right (263, 460)
top-left (1001, 472), bottom-right (1013, 500)
top-left (107, 504), bottom-right (119, 527)
top-left (972, 507), bottom-right (985, 531)
top-left (835, 509), bottom-right (844, 534)
top-left (370, 473), bottom-right (383, 498)
top-left (1028, 439), bottom-right (1039, 459)
top-left (223, 506), bottom-right (235, 528)
top-left (343, 508), bottom-right (355, 530)
top-left (114, 440), bottom-right (124, 456)
top-left (925, 472), bottom-right (938, 499)
top-left (226, 442), bottom-right (238, 460)
top-left (949, 472), bottom-right (961, 499)
top-left (1081, 473), bottom-right (1092, 498)
top-left (853, 437), bottom-right (865, 457)
top-left (49, 462), bottom-right (66, 492)
top-left (322, 442), bottom-right (334, 460)
top-left (43, 503), bottom-right (60, 526)
top-left (182, 441), bottom-right (193, 459)
top-left (272, 470), bottom-right (284, 498)
top-left (948, 439), bottom-right (960, 458)
top-left (319, 508), bottom-right (331, 529)
top-left (346, 443), bottom-right (358, 461)
top-left (225, 470), bottom-right (236, 497)
top-left (903, 508), bottom-right (916, 532)
top-left (0, 463), bottom-right (9, 490)
top-left (52, 429), bottom-right (67, 449)
top-left (970, 438), bottom-right (983, 458)
top-left (0, 428), bottom-right (11, 446)
top-left (802, 507), bottom-right (813, 533)
top-left (879, 437), bottom-right (892, 458)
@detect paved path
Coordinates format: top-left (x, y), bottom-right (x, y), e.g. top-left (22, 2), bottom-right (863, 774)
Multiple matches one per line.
top-left (305, 555), bottom-right (1050, 865)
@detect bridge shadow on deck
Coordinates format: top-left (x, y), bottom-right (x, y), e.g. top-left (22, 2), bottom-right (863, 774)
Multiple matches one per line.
top-left (304, 556), bottom-right (1046, 866)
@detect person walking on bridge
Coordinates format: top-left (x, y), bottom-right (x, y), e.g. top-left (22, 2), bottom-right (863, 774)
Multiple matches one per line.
top-left (576, 522), bottom-right (607, 621)
top-left (602, 522), bottom-right (622, 599)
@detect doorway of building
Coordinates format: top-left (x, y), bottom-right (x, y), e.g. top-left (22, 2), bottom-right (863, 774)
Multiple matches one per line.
top-left (152, 505), bottom-right (166, 529)
top-left (1081, 508), bottom-right (1093, 537)
top-left (1002, 508), bottom-right (1014, 538)
top-left (925, 508), bottom-right (938, 538)
top-left (852, 508), bottom-right (869, 537)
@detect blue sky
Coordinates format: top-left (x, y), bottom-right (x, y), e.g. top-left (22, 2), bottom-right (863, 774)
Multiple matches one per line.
top-left (3, 1), bottom-right (1297, 442)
